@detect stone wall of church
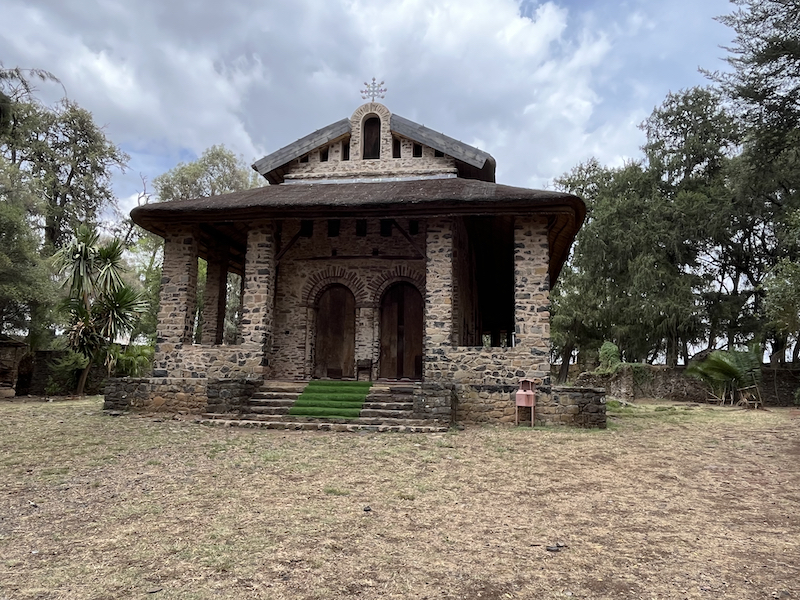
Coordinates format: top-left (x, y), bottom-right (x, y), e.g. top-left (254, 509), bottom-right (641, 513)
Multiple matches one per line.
top-left (417, 215), bottom-right (562, 424)
top-left (153, 222), bottom-right (275, 380)
top-left (271, 217), bottom-right (427, 380)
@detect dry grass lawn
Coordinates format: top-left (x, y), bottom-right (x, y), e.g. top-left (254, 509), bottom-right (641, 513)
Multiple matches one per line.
top-left (0, 397), bottom-right (798, 599)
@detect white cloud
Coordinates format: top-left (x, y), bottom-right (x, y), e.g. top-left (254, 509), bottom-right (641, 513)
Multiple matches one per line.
top-left (1, 0), bottom-right (734, 204)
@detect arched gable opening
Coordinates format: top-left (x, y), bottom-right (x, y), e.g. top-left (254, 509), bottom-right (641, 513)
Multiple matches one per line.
top-left (362, 116), bottom-right (381, 159)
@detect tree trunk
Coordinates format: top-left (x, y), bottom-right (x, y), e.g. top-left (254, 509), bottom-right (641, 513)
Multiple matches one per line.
top-left (76, 363), bottom-right (91, 396)
top-left (557, 342), bottom-right (574, 384)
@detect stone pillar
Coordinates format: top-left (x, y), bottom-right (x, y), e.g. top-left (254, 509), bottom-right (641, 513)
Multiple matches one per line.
top-left (355, 305), bottom-right (375, 377)
top-left (154, 228), bottom-right (198, 375)
top-left (513, 216), bottom-right (551, 376)
top-left (202, 249), bottom-right (228, 345)
top-left (240, 222), bottom-right (275, 375)
top-left (424, 217), bottom-right (454, 381)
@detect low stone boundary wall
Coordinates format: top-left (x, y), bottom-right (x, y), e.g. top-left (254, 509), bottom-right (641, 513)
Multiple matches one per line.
top-left (452, 383), bottom-right (606, 428)
top-left (574, 364), bottom-right (800, 406)
top-left (546, 386), bottom-right (606, 428)
top-left (104, 377), bottom-right (261, 414)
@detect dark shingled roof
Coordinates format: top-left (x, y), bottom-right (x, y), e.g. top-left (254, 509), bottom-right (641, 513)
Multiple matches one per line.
top-left (131, 178), bottom-right (585, 284)
top-left (251, 118), bottom-right (350, 177)
top-left (389, 114), bottom-right (491, 170)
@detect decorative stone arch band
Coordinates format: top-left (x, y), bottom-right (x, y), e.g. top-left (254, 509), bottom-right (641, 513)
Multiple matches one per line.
top-left (368, 266), bottom-right (426, 308)
top-left (302, 267), bottom-right (369, 308)
top-left (349, 103), bottom-right (392, 163)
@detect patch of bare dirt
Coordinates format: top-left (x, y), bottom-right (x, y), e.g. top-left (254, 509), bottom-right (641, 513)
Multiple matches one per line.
top-left (0, 399), bottom-right (798, 599)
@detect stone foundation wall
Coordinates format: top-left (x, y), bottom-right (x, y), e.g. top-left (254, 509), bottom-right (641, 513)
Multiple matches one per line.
top-left (104, 377), bottom-right (261, 414)
top-left (206, 378), bottom-right (261, 414)
top-left (452, 384), bottom-right (605, 428)
top-left (104, 377), bottom-right (208, 413)
top-left (575, 364), bottom-right (800, 406)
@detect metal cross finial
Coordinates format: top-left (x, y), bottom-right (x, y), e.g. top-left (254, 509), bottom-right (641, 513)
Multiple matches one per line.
top-left (361, 77), bottom-right (386, 102)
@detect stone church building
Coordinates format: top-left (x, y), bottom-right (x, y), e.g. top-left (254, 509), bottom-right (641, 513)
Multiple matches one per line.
top-left (106, 102), bottom-right (605, 428)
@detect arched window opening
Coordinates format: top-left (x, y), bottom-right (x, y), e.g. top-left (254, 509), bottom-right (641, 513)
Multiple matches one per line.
top-left (363, 117), bottom-right (381, 159)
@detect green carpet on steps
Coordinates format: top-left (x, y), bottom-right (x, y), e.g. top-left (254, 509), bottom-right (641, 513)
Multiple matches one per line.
top-left (288, 380), bottom-right (372, 419)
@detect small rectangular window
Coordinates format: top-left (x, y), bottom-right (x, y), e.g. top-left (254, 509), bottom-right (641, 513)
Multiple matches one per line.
top-left (393, 137), bottom-right (401, 158)
top-left (409, 220), bottom-right (419, 235)
top-left (342, 141), bottom-right (350, 161)
top-left (327, 219), bottom-right (340, 237)
top-left (380, 219), bottom-right (393, 237)
top-left (320, 146), bottom-right (329, 162)
top-left (434, 149), bottom-right (444, 157)
top-left (412, 143), bottom-right (422, 158)
top-left (300, 155), bottom-right (309, 163)
top-left (356, 220), bottom-right (367, 237)
top-left (300, 220), bottom-right (313, 237)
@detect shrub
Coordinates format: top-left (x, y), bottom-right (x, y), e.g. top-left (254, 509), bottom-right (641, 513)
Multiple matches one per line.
top-left (597, 342), bottom-right (621, 372)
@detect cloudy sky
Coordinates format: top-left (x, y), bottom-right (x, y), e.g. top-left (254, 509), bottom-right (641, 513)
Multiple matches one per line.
top-left (2, 0), bottom-right (735, 215)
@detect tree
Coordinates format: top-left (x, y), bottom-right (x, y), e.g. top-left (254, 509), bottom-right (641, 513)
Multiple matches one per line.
top-left (54, 226), bottom-right (147, 395)
top-left (0, 158), bottom-right (53, 335)
top-left (706, 1), bottom-right (800, 359)
top-left (554, 158), bottom-right (704, 367)
top-left (6, 100), bottom-right (129, 250)
top-left (153, 145), bottom-right (262, 202)
top-left (709, 0), bottom-right (800, 147)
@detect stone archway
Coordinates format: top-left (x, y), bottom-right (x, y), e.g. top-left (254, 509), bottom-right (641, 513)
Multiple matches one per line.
top-left (379, 282), bottom-right (423, 380)
top-left (314, 284), bottom-right (356, 379)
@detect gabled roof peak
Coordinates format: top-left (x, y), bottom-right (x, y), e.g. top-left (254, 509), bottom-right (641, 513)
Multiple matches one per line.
top-left (252, 103), bottom-right (496, 185)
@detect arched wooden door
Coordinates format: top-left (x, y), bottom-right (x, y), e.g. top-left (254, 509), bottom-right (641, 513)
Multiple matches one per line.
top-left (314, 285), bottom-right (355, 379)
top-left (379, 282), bottom-right (423, 379)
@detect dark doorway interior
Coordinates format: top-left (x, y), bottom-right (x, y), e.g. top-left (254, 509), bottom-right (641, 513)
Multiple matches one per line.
top-left (315, 285), bottom-right (356, 378)
top-left (380, 283), bottom-right (423, 379)
top-left (466, 216), bottom-right (515, 347)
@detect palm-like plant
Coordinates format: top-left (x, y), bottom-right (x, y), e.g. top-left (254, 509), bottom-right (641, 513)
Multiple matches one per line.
top-left (686, 346), bottom-right (762, 403)
top-left (54, 225), bottom-right (147, 395)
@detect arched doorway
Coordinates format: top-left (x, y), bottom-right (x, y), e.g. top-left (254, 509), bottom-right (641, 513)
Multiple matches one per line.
top-left (314, 284), bottom-right (355, 379)
top-left (379, 282), bottom-right (423, 379)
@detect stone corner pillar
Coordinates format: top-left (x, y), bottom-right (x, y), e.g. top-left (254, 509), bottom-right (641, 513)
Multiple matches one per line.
top-left (424, 217), bottom-right (454, 380)
top-left (513, 215), bottom-right (550, 369)
top-left (239, 222), bottom-right (276, 376)
top-left (154, 228), bottom-right (198, 376)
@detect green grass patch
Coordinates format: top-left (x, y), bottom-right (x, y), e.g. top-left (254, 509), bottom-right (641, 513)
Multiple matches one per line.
top-left (288, 380), bottom-right (372, 419)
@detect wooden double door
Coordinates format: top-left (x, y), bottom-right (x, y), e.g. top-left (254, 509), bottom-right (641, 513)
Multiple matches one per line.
top-left (379, 283), bottom-right (423, 380)
top-left (313, 282), bottom-right (424, 380)
top-left (314, 285), bottom-right (355, 379)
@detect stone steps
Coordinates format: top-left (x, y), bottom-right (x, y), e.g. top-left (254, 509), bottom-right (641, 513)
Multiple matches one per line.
top-left (250, 392), bottom-right (302, 402)
top-left (204, 379), bottom-right (445, 433)
top-left (360, 408), bottom-right (416, 419)
top-left (198, 418), bottom-right (448, 433)
top-left (202, 412), bottom-right (439, 427)
top-left (362, 402), bottom-right (413, 410)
